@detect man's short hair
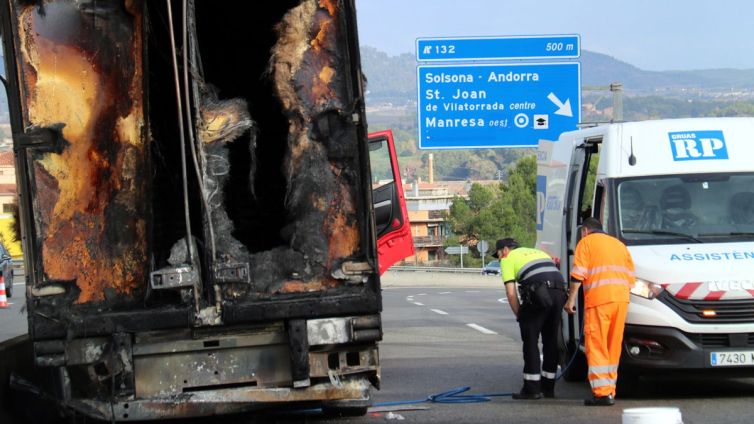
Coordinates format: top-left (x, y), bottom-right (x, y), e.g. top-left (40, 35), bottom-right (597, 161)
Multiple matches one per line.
top-left (581, 217), bottom-right (603, 232)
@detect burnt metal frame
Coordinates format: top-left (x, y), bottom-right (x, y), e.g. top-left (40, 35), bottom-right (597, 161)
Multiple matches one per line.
top-left (1, 0), bottom-right (383, 342)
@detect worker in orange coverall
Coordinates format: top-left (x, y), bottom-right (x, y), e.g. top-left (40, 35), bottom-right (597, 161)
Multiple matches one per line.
top-left (565, 217), bottom-right (635, 406)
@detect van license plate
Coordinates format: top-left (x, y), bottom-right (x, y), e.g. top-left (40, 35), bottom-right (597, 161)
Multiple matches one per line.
top-left (710, 351), bottom-right (754, 366)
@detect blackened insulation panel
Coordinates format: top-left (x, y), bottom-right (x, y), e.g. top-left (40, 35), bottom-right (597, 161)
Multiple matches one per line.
top-left (265, 0), bottom-right (362, 293)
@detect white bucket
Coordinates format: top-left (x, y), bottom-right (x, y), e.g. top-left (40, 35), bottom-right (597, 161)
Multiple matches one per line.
top-left (622, 407), bottom-right (683, 424)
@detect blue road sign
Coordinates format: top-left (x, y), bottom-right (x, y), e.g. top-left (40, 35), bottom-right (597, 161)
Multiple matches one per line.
top-left (417, 63), bottom-right (580, 149)
top-left (417, 35), bottom-right (580, 62)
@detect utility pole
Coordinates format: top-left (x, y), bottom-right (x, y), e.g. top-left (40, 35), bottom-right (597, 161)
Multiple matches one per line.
top-left (610, 82), bottom-right (623, 122)
top-left (582, 82), bottom-right (623, 123)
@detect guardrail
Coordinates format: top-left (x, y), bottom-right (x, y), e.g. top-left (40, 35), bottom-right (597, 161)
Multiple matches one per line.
top-left (388, 266), bottom-right (483, 274)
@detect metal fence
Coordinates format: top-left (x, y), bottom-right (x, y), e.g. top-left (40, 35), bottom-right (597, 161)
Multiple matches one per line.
top-left (389, 266), bottom-right (481, 274)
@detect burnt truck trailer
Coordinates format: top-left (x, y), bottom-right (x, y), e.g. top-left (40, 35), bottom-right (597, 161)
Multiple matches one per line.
top-left (0, 0), bottom-right (414, 420)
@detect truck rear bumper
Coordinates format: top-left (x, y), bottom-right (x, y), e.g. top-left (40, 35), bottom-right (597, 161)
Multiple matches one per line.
top-left (72, 379), bottom-right (371, 421)
top-left (29, 319), bottom-right (380, 421)
top-left (621, 324), bottom-right (754, 375)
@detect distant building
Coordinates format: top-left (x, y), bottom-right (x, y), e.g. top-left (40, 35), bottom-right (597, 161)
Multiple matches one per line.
top-left (402, 181), bottom-right (459, 265)
top-left (0, 151), bottom-right (16, 214)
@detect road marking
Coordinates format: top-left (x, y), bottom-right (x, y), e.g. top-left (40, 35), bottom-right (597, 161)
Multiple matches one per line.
top-left (417, 293), bottom-right (427, 296)
top-left (413, 302), bottom-right (425, 306)
top-left (438, 291), bottom-right (452, 294)
top-left (13, 283), bottom-right (23, 286)
top-left (430, 309), bottom-right (448, 315)
top-left (466, 323), bottom-right (497, 335)
top-left (497, 297), bottom-right (508, 303)
top-left (465, 290), bottom-right (480, 293)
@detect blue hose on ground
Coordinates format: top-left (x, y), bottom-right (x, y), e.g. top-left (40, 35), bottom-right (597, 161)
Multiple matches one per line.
top-left (374, 327), bottom-right (585, 407)
top-left (374, 386), bottom-right (514, 406)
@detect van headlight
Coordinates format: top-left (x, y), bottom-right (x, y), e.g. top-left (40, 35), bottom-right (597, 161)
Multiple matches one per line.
top-left (630, 278), bottom-right (664, 299)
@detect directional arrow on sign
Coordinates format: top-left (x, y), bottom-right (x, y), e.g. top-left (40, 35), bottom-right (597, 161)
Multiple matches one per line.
top-left (547, 92), bottom-right (573, 117)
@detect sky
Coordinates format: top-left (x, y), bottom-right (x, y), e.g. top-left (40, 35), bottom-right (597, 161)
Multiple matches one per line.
top-left (356, 0), bottom-right (754, 71)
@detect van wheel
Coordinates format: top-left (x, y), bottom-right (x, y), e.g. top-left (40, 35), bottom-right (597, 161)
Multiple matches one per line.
top-left (617, 370), bottom-right (641, 398)
top-left (561, 342), bottom-right (588, 382)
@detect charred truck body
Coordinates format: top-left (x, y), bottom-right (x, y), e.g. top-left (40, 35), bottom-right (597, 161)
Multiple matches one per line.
top-left (0, 0), bottom-right (413, 420)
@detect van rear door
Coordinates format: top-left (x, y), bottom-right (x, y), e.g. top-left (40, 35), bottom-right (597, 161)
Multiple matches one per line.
top-left (537, 135), bottom-right (598, 380)
top-left (368, 130), bottom-right (414, 275)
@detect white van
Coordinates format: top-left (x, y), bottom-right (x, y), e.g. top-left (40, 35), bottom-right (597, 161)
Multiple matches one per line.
top-left (536, 117), bottom-right (754, 386)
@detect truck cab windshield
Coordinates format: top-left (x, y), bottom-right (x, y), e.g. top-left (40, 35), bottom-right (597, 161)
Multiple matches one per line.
top-left (616, 173), bottom-right (754, 244)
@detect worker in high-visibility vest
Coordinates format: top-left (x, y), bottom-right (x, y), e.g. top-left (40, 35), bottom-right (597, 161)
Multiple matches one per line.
top-left (494, 238), bottom-right (567, 399)
top-left (565, 217), bottom-right (635, 406)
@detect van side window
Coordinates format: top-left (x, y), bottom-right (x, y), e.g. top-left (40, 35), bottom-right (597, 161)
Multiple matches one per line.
top-left (594, 183), bottom-right (609, 230)
top-left (580, 151), bottom-right (600, 219)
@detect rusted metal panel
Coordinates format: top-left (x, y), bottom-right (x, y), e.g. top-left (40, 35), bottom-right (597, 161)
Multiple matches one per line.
top-left (308, 348), bottom-right (379, 379)
top-left (12, 0), bottom-right (149, 305)
top-left (74, 379), bottom-right (370, 421)
top-left (132, 326), bottom-right (291, 397)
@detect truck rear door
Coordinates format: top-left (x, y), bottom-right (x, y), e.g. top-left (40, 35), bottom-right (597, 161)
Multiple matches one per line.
top-left (368, 130), bottom-right (414, 275)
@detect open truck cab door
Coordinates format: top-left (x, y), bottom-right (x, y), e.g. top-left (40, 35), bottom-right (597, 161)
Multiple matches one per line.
top-left (536, 135), bottom-right (601, 381)
top-left (368, 130), bottom-right (414, 275)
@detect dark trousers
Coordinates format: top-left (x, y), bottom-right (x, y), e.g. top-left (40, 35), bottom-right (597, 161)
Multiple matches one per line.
top-left (517, 288), bottom-right (567, 393)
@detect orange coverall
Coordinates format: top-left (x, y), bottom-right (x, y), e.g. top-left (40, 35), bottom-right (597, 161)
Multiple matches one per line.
top-left (571, 232), bottom-right (635, 397)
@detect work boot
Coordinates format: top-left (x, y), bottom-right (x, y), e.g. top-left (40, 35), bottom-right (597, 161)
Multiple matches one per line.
top-left (512, 380), bottom-right (541, 400)
top-left (512, 389), bottom-right (542, 400)
top-left (541, 377), bottom-right (555, 398)
top-left (584, 394), bottom-right (615, 406)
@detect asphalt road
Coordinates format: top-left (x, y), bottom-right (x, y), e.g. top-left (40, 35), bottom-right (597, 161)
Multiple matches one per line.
top-left (3, 272), bottom-right (754, 423)
top-left (0, 272), bottom-right (27, 341)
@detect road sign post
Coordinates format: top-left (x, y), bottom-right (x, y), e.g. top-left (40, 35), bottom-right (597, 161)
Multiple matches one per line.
top-left (477, 240), bottom-right (489, 269)
top-left (417, 62), bottom-right (580, 149)
top-left (444, 246), bottom-right (469, 268)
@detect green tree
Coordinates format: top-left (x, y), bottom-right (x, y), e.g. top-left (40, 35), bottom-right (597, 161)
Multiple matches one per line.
top-left (446, 155), bottom-right (539, 250)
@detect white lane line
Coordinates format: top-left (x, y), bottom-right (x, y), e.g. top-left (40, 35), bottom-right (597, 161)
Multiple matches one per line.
top-left (430, 309), bottom-right (449, 315)
top-left (438, 291), bottom-right (452, 295)
top-left (417, 293), bottom-right (427, 296)
top-left (497, 297), bottom-right (508, 303)
top-left (13, 283), bottom-right (24, 286)
top-left (465, 290), bottom-right (480, 293)
top-left (413, 302), bottom-right (425, 306)
top-left (466, 323), bottom-right (498, 335)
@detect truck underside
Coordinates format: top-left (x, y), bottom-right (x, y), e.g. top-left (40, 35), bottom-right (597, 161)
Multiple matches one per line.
top-left (1, 0), bottom-right (383, 420)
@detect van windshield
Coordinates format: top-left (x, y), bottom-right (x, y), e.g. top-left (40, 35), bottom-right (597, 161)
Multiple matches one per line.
top-left (616, 173), bottom-right (754, 245)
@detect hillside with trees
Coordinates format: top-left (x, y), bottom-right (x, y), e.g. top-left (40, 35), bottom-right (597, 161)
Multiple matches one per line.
top-left (361, 46), bottom-right (754, 260)
top-left (362, 45), bottom-right (754, 184)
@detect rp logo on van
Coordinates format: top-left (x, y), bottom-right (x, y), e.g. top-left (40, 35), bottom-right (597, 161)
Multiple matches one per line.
top-left (668, 130), bottom-right (728, 161)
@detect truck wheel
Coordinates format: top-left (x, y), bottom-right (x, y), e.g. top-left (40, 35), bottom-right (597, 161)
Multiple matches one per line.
top-left (322, 405), bottom-right (369, 417)
top-left (561, 343), bottom-right (588, 382)
top-left (322, 397), bottom-right (370, 417)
